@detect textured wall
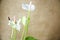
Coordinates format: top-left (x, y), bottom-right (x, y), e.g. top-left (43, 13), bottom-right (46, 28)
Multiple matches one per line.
top-left (0, 0), bottom-right (60, 40)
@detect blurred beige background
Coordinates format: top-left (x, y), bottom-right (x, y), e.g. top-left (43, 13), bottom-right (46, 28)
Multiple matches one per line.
top-left (0, 0), bottom-right (60, 40)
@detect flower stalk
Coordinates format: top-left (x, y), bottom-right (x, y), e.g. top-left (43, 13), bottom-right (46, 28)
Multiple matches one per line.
top-left (21, 10), bottom-right (30, 40)
top-left (10, 28), bottom-right (17, 40)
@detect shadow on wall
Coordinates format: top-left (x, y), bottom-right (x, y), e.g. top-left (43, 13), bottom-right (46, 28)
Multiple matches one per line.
top-left (0, 0), bottom-right (1, 4)
top-left (0, 0), bottom-right (1, 40)
top-left (58, 0), bottom-right (60, 2)
top-left (0, 35), bottom-right (1, 40)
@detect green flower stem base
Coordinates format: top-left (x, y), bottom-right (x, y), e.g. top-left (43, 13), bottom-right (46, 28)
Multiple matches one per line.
top-left (21, 26), bottom-right (26, 40)
top-left (21, 25), bottom-right (28, 40)
top-left (23, 11), bottom-right (30, 40)
top-left (21, 11), bottom-right (30, 40)
top-left (10, 28), bottom-right (17, 40)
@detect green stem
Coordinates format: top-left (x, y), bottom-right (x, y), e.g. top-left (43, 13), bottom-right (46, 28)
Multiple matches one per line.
top-left (21, 26), bottom-right (25, 40)
top-left (23, 11), bottom-right (30, 40)
top-left (21, 11), bottom-right (30, 40)
top-left (21, 25), bottom-right (28, 40)
top-left (11, 28), bottom-right (17, 40)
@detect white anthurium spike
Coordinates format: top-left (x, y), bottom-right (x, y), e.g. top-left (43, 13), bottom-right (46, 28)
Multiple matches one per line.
top-left (22, 16), bottom-right (27, 26)
top-left (8, 17), bottom-right (21, 31)
top-left (22, 1), bottom-right (35, 11)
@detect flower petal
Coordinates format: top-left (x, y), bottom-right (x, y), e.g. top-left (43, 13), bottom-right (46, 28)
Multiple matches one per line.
top-left (30, 4), bottom-right (35, 11)
top-left (22, 1), bottom-right (35, 11)
top-left (22, 3), bottom-right (29, 11)
top-left (17, 19), bottom-right (21, 24)
top-left (8, 20), bottom-right (16, 29)
top-left (16, 19), bottom-right (21, 31)
top-left (16, 24), bottom-right (20, 31)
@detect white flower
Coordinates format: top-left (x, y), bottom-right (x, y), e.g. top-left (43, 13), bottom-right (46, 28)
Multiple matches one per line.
top-left (22, 16), bottom-right (27, 26)
top-left (8, 17), bottom-right (21, 31)
top-left (22, 1), bottom-right (35, 11)
top-left (16, 19), bottom-right (21, 31)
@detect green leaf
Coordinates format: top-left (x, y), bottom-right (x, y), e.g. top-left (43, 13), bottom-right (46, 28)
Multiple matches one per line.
top-left (25, 36), bottom-right (37, 40)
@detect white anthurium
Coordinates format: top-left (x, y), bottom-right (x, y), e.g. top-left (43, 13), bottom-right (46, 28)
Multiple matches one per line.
top-left (8, 17), bottom-right (21, 31)
top-left (22, 1), bottom-right (35, 11)
top-left (22, 16), bottom-right (27, 26)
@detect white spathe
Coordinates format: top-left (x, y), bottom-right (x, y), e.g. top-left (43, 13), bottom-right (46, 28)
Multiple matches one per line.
top-left (22, 1), bottom-right (35, 11)
top-left (22, 16), bottom-right (27, 26)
